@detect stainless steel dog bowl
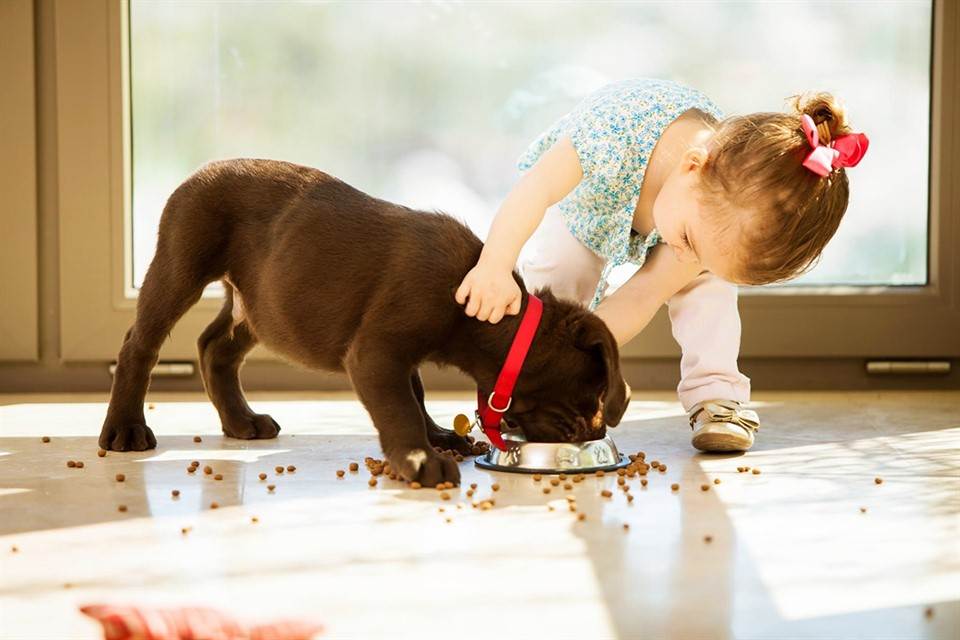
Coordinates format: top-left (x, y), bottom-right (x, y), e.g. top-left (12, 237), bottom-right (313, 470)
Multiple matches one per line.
top-left (475, 429), bottom-right (629, 474)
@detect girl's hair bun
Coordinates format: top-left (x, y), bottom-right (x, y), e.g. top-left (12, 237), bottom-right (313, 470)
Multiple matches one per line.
top-left (787, 91), bottom-right (852, 144)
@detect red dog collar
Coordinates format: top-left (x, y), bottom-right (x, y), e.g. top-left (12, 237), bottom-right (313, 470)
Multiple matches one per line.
top-left (476, 294), bottom-right (543, 450)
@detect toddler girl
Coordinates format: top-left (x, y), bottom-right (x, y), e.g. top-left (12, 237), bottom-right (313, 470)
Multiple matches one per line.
top-left (455, 78), bottom-right (868, 452)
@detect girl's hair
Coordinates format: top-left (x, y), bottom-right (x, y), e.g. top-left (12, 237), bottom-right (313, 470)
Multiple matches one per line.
top-left (697, 92), bottom-right (854, 285)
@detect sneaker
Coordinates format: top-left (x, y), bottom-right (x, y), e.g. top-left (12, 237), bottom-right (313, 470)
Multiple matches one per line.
top-left (689, 399), bottom-right (759, 453)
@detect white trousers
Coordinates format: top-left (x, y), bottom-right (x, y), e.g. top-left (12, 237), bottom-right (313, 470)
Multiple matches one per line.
top-left (518, 206), bottom-right (751, 412)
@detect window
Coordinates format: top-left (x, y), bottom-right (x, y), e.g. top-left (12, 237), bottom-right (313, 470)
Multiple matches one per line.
top-left (130, 0), bottom-right (931, 290)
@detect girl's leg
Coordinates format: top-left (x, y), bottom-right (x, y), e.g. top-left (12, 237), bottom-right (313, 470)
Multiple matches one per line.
top-left (518, 205), bottom-right (606, 305)
top-left (666, 271), bottom-right (751, 412)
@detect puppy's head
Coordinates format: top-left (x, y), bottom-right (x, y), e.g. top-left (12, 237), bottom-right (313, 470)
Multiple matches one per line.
top-left (489, 289), bottom-right (630, 443)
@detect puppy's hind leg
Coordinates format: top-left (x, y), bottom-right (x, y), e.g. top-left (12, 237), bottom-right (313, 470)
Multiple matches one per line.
top-left (197, 286), bottom-right (279, 440)
top-left (99, 187), bottom-right (228, 451)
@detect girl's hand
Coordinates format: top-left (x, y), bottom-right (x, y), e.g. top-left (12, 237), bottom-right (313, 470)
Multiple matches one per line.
top-left (455, 263), bottom-right (522, 324)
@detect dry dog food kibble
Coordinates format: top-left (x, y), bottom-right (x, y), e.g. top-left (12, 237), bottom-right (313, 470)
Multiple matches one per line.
top-left (210, 502), bottom-right (219, 509)
top-left (214, 474), bottom-right (223, 481)
top-left (97, 449), bottom-right (107, 457)
top-left (577, 513), bottom-right (586, 521)
top-left (410, 482), bottom-right (422, 490)
top-left (42, 436), bottom-right (51, 443)
top-left (640, 479), bottom-right (648, 487)
top-left (491, 483), bottom-right (500, 492)
top-left (532, 474), bottom-right (542, 482)
top-left (260, 473), bottom-right (268, 480)
top-left (181, 527), bottom-right (191, 535)
top-left (671, 483), bottom-right (680, 491)
top-left (171, 490), bottom-right (180, 498)
top-left (193, 436), bottom-right (202, 443)
top-left (600, 490), bottom-right (613, 498)
top-left (67, 461), bottom-right (76, 468)
top-left (627, 494), bottom-right (635, 503)
top-left (543, 487), bottom-right (551, 494)
top-left (275, 466), bottom-right (284, 474)
top-left (267, 484), bottom-right (276, 492)
top-left (287, 465), bottom-right (296, 472)
top-left (752, 468), bottom-right (761, 475)
top-left (336, 470), bottom-right (345, 478)
top-left (203, 466), bottom-right (213, 475)
top-left (117, 505), bottom-right (127, 512)
top-left (550, 478), bottom-right (560, 487)
top-left (617, 477), bottom-right (625, 486)
top-left (251, 516), bottom-right (259, 523)
top-left (714, 478), bottom-right (721, 485)
top-left (623, 523), bottom-right (630, 531)
top-left (75, 461), bottom-right (84, 469)
top-left (187, 466), bottom-right (196, 473)
top-left (703, 535), bottom-right (713, 544)
top-left (115, 473), bottom-right (125, 482)
top-left (368, 478), bottom-right (377, 487)
top-left (595, 470), bottom-right (605, 477)
top-left (563, 483), bottom-right (573, 491)
top-left (469, 483), bottom-right (478, 490)
top-left (349, 462), bottom-right (359, 472)
top-left (860, 507), bottom-right (868, 513)
top-left (440, 492), bottom-right (451, 500)
top-left (559, 474), bottom-right (567, 480)
top-left (466, 489), bottom-right (474, 497)
top-left (874, 477), bottom-right (883, 485)
top-left (701, 484), bottom-right (710, 491)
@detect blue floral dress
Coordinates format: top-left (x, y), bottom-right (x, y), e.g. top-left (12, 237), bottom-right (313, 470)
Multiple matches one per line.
top-left (517, 78), bottom-right (725, 309)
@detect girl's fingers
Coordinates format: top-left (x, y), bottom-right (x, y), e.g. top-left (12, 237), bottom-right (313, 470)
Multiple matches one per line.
top-left (488, 307), bottom-right (505, 324)
top-left (464, 292), bottom-right (482, 317)
top-left (506, 297), bottom-right (522, 315)
top-left (454, 281), bottom-right (470, 305)
top-left (476, 300), bottom-right (494, 322)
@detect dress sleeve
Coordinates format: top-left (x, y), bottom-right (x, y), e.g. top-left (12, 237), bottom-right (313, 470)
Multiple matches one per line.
top-left (557, 92), bottom-right (633, 181)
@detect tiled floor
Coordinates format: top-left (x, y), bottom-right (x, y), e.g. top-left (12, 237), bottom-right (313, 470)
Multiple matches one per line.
top-left (1, 391), bottom-right (958, 639)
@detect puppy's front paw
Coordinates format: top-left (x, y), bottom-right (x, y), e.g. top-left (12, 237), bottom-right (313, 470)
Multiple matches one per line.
top-left (426, 422), bottom-right (475, 456)
top-left (389, 447), bottom-right (460, 487)
top-left (99, 422), bottom-right (157, 451)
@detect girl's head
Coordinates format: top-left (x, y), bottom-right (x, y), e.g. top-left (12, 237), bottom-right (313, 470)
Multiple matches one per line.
top-left (653, 92), bottom-right (865, 285)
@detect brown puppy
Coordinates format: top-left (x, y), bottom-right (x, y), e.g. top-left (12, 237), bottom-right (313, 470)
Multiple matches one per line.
top-left (99, 159), bottom-right (629, 485)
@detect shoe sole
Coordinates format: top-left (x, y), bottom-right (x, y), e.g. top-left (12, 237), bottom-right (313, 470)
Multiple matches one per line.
top-left (691, 431), bottom-right (752, 453)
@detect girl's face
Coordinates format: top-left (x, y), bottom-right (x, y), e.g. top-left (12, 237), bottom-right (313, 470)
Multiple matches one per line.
top-left (651, 147), bottom-right (747, 283)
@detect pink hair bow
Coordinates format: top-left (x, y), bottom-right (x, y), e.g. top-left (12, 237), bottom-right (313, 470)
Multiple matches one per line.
top-left (800, 114), bottom-right (869, 177)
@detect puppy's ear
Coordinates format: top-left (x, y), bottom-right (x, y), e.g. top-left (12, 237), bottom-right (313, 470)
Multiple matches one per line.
top-left (575, 316), bottom-right (629, 426)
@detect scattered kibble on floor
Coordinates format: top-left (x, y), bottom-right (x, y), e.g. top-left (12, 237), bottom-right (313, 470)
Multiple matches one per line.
top-left (701, 484), bottom-right (710, 491)
top-left (171, 490), bottom-right (180, 498)
top-left (875, 477), bottom-right (883, 485)
top-left (193, 436), bottom-right (202, 443)
top-left (115, 473), bottom-right (125, 482)
top-left (671, 483), bottom-right (680, 491)
top-left (41, 436), bottom-right (50, 443)
top-left (97, 449), bottom-right (107, 457)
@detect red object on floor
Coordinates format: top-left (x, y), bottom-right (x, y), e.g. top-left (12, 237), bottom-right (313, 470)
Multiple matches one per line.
top-left (80, 604), bottom-right (323, 640)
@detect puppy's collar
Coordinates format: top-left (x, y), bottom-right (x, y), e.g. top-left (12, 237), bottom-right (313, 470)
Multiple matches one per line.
top-left (476, 294), bottom-right (543, 451)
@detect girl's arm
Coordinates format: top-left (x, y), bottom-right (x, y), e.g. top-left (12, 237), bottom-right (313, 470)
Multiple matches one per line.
top-left (456, 136), bottom-right (584, 323)
top-left (594, 243), bottom-right (703, 347)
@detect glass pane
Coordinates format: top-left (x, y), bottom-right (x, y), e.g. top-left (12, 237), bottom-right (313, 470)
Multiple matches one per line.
top-left (130, 0), bottom-right (931, 291)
